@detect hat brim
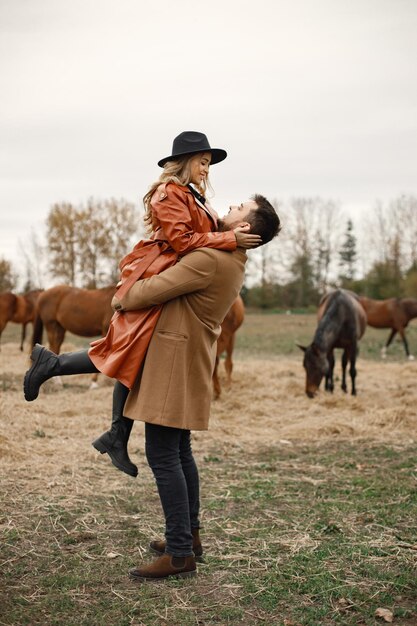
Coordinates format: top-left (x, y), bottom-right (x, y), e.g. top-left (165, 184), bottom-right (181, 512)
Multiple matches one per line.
top-left (158, 148), bottom-right (227, 168)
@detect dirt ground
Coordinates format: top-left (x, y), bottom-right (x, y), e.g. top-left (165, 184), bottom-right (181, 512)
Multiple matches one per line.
top-left (1, 340), bottom-right (416, 626)
top-left (1, 340), bottom-right (416, 485)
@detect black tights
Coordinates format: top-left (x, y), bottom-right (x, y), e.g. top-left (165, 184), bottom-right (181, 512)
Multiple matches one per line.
top-left (58, 350), bottom-right (129, 426)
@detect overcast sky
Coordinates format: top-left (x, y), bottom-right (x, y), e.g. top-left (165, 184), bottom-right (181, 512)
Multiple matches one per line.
top-left (1, 0), bottom-right (416, 281)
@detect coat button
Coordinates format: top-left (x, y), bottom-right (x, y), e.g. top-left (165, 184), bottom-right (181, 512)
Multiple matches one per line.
top-left (160, 192), bottom-right (166, 200)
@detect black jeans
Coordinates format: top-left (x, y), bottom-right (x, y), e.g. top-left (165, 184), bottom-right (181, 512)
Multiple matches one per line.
top-left (145, 423), bottom-right (200, 557)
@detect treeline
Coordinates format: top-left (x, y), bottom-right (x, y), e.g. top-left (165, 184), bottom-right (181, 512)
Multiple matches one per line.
top-left (243, 194), bottom-right (417, 309)
top-left (1, 194), bottom-right (417, 307)
top-left (1, 198), bottom-right (142, 291)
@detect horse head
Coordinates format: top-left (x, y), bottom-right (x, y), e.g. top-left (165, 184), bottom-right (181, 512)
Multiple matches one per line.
top-left (297, 342), bottom-right (329, 398)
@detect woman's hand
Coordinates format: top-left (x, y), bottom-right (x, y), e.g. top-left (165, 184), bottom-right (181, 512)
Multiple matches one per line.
top-left (233, 224), bottom-right (262, 249)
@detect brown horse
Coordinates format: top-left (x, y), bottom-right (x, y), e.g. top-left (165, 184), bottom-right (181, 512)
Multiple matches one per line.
top-left (0, 290), bottom-right (43, 350)
top-left (357, 296), bottom-right (417, 359)
top-left (12, 289), bottom-right (43, 350)
top-left (213, 295), bottom-right (245, 399)
top-left (0, 292), bottom-right (17, 348)
top-left (298, 289), bottom-right (367, 397)
top-left (32, 285), bottom-right (115, 354)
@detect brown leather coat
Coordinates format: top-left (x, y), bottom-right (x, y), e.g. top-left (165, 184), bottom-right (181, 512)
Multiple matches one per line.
top-left (88, 183), bottom-right (236, 387)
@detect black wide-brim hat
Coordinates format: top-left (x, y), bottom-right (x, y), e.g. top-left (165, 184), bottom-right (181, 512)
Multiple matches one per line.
top-left (158, 131), bottom-right (227, 167)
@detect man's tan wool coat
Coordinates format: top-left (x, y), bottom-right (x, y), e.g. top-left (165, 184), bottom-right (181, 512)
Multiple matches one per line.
top-left (117, 248), bottom-right (247, 431)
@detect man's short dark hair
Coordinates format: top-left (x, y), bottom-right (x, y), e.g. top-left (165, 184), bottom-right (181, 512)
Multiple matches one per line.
top-left (247, 194), bottom-right (281, 244)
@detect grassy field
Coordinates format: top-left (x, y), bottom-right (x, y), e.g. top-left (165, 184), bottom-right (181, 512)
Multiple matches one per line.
top-left (3, 310), bottom-right (417, 360)
top-left (235, 311), bottom-right (417, 361)
top-left (1, 313), bottom-right (417, 625)
top-left (1, 442), bottom-right (416, 626)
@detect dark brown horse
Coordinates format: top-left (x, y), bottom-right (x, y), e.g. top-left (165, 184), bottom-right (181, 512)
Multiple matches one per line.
top-left (357, 296), bottom-right (417, 359)
top-left (298, 289), bottom-right (367, 397)
top-left (0, 292), bottom-right (17, 348)
top-left (32, 285), bottom-right (115, 354)
top-left (213, 295), bottom-right (245, 399)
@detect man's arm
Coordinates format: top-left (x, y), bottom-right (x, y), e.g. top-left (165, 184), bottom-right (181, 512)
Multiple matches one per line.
top-left (112, 248), bottom-right (218, 311)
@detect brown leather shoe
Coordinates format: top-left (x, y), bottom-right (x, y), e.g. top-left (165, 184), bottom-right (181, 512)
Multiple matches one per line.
top-left (149, 528), bottom-right (204, 562)
top-left (129, 553), bottom-right (197, 581)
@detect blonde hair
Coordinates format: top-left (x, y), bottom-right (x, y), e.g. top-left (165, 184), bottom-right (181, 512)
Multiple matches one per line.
top-left (143, 154), bottom-right (214, 233)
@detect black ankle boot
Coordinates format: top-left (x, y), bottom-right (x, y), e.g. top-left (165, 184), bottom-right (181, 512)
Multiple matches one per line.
top-left (23, 344), bottom-right (98, 401)
top-left (24, 344), bottom-right (61, 401)
top-left (92, 382), bottom-right (138, 478)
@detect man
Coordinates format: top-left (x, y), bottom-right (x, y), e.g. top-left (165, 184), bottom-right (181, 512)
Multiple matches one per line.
top-left (113, 194), bottom-right (281, 581)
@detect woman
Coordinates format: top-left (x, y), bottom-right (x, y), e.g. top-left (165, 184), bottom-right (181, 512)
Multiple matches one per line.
top-left (24, 131), bottom-right (261, 478)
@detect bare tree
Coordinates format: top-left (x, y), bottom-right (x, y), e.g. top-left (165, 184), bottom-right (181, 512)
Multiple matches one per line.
top-left (77, 199), bottom-right (112, 288)
top-left (45, 198), bottom-right (141, 288)
top-left (284, 196), bottom-right (343, 297)
top-left (18, 228), bottom-right (47, 290)
top-left (389, 194), bottom-right (417, 269)
top-left (104, 198), bottom-right (141, 284)
top-left (365, 196), bottom-right (414, 273)
top-left (314, 198), bottom-right (342, 292)
top-left (243, 198), bottom-right (286, 290)
top-left (46, 203), bottom-right (79, 285)
top-left (0, 257), bottom-right (17, 291)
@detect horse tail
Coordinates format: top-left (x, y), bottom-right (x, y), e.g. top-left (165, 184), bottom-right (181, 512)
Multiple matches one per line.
top-left (31, 313), bottom-right (43, 348)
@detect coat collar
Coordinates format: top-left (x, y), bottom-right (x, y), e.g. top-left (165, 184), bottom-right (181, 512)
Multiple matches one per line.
top-left (186, 185), bottom-right (218, 227)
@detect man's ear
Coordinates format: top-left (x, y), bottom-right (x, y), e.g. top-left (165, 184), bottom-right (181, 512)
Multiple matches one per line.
top-left (236, 221), bottom-right (251, 230)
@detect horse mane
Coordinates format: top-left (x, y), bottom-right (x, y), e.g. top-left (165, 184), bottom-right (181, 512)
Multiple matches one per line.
top-left (401, 298), bottom-right (417, 319)
top-left (314, 290), bottom-right (345, 349)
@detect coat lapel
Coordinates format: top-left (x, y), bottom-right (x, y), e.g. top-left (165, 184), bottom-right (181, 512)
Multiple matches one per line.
top-left (193, 195), bottom-right (218, 227)
top-left (186, 184), bottom-right (218, 228)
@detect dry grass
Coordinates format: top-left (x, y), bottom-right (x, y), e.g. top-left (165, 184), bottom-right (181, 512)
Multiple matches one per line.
top-left (1, 333), bottom-right (416, 625)
top-left (1, 340), bottom-right (416, 480)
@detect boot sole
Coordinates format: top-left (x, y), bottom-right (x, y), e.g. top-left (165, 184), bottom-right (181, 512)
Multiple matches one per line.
top-left (92, 438), bottom-right (138, 478)
top-left (129, 569), bottom-right (197, 581)
top-left (23, 344), bottom-right (46, 401)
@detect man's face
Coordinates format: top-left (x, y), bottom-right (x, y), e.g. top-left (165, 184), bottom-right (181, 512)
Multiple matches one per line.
top-left (221, 200), bottom-right (258, 229)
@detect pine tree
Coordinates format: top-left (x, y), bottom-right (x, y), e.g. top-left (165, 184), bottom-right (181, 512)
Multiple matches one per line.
top-left (339, 219), bottom-right (357, 283)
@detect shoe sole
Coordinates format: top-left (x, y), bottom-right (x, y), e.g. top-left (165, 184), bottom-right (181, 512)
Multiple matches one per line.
top-left (92, 438), bottom-right (138, 478)
top-left (129, 569), bottom-right (197, 581)
top-left (23, 344), bottom-right (46, 401)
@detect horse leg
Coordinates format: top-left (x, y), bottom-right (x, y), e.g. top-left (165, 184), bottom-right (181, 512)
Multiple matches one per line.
top-left (398, 329), bottom-right (414, 360)
top-left (325, 352), bottom-right (335, 392)
top-left (212, 356), bottom-right (221, 399)
top-left (0, 320), bottom-right (6, 351)
top-left (382, 329), bottom-right (396, 358)
top-left (349, 346), bottom-right (358, 395)
top-left (45, 322), bottom-right (66, 386)
top-left (341, 350), bottom-right (348, 393)
top-left (20, 323), bottom-right (27, 351)
top-left (90, 372), bottom-right (100, 389)
top-left (224, 337), bottom-right (235, 388)
top-left (44, 320), bottom-right (65, 354)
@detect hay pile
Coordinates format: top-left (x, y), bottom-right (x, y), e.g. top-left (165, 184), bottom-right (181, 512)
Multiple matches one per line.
top-left (1, 342), bottom-right (416, 491)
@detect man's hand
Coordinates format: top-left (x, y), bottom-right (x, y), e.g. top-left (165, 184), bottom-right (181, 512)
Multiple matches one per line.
top-left (234, 224), bottom-right (262, 249)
